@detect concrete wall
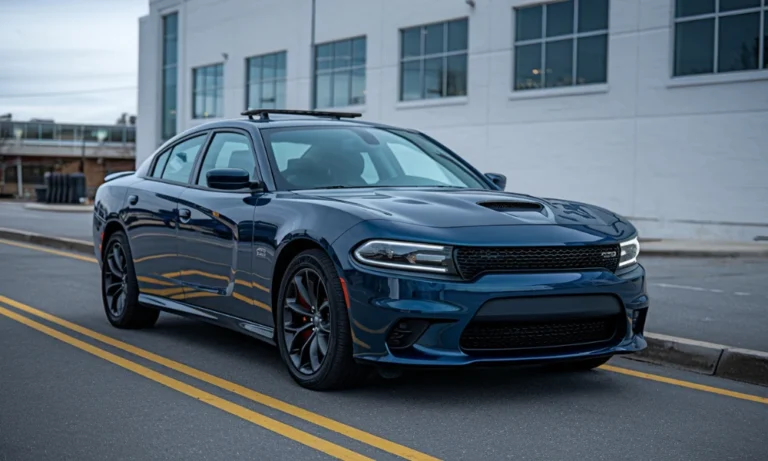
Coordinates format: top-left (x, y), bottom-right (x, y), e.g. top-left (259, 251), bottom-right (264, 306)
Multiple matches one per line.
top-left (138, 0), bottom-right (768, 241)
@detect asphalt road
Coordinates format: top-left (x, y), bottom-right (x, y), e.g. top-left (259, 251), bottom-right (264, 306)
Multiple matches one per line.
top-left (642, 255), bottom-right (768, 351)
top-left (0, 201), bottom-right (92, 240)
top-left (0, 240), bottom-right (767, 461)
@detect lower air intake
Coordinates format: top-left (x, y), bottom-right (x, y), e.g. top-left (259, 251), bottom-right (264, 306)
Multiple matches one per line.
top-left (460, 317), bottom-right (618, 352)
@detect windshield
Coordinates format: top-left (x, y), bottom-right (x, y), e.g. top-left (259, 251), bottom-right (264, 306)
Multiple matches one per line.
top-left (260, 126), bottom-right (489, 190)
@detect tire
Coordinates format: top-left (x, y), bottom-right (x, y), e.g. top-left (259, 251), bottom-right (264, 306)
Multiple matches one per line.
top-left (550, 356), bottom-right (612, 372)
top-left (275, 249), bottom-right (366, 390)
top-left (101, 231), bottom-right (159, 329)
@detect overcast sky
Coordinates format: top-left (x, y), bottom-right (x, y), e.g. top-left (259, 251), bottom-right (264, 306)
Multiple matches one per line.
top-left (0, 0), bottom-right (147, 124)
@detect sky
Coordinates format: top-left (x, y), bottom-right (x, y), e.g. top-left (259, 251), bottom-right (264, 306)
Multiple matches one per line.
top-left (0, 0), bottom-right (148, 124)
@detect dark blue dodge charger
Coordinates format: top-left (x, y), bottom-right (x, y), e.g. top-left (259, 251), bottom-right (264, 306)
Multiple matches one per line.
top-left (93, 109), bottom-right (648, 390)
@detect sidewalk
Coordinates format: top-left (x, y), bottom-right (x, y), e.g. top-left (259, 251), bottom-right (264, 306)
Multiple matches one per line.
top-left (641, 239), bottom-right (768, 258)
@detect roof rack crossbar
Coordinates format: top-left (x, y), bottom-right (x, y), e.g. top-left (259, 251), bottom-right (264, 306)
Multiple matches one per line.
top-left (240, 109), bottom-right (363, 121)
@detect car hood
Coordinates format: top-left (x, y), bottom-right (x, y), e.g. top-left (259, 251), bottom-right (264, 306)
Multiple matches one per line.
top-left (293, 188), bottom-right (627, 229)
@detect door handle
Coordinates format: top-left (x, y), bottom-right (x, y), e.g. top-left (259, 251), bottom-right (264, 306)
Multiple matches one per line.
top-left (128, 195), bottom-right (138, 205)
top-left (178, 208), bottom-right (191, 223)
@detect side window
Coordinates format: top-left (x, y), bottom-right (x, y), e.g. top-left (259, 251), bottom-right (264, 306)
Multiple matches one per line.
top-left (197, 132), bottom-right (257, 186)
top-left (160, 134), bottom-right (207, 183)
top-left (150, 149), bottom-right (171, 178)
top-left (388, 143), bottom-right (464, 186)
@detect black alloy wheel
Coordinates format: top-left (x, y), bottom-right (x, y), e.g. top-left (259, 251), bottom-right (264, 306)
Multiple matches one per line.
top-left (283, 268), bottom-right (332, 375)
top-left (276, 249), bottom-right (367, 390)
top-left (101, 231), bottom-right (159, 329)
top-left (104, 240), bottom-right (129, 318)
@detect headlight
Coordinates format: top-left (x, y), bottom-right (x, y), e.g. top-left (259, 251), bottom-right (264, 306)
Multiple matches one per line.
top-left (619, 237), bottom-right (640, 267)
top-left (353, 240), bottom-right (456, 274)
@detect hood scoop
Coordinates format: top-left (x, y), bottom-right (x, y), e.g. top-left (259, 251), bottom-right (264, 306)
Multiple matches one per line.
top-left (478, 201), bottom-right (544, 213)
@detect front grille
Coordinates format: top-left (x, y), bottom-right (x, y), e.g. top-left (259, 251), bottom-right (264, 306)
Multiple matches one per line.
top-left (454, 245), bottom-right (620, 279)
top-left (460, 317), bottom-right (618, 352)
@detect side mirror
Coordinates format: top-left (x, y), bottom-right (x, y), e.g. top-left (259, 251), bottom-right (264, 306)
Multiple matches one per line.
top-left (485, 172), bottom-right (507, 191)
top-left (206, 168), bottom-right (255, 191)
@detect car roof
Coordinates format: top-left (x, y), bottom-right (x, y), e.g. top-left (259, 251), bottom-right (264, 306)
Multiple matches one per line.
top-left (183, 112), bottom-right (411, 135)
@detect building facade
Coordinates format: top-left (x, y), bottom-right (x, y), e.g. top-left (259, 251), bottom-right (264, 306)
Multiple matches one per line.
top-left (0, 119), bottom-right (136, 199)
top-left (137, 0), bottom-right (768, 241)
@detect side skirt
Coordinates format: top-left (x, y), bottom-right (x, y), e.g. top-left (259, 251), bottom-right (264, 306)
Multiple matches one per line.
top-left (138, 293), bottom-right (276, 346)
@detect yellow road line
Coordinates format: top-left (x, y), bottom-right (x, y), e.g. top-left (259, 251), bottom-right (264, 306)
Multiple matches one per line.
top-left (0, 238), bottom-right (97, 263)
top-left (0, 305), bottom-right (372, 461)
top-left (600, 364), bottom-right (768, 405)
top-left (0, 295), bottom-right (441, 461)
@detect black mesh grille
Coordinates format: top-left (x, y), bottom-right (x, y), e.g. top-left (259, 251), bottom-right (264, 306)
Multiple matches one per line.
top-left (460, 317), bottom-right (618, 352)
top-left (454, 245), bottom-right (620, 279)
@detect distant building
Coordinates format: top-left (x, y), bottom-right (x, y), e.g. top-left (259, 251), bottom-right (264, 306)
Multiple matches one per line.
top-left (137, 0), bottom-right (768, 241)
top-left (0, 119), bottom-right (135, 199)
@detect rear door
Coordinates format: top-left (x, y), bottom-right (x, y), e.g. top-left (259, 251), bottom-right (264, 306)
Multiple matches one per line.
top-left (125, 133), bottom-right (208, 299)
top-left (175, 129), bottom-right (271, 325)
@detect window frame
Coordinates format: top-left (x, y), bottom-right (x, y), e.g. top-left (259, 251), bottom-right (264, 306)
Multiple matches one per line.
top-left (672, 0), bottom-right (767, 78)
top-left (398, 17), bottom-right (470, 101)
top-left (192, 63), bottom-right (225, 119)
top-left (313, 36), bottom-right (367, 109)
top-left (145, 131), bottom-right (211, 186)
top-left (512, 0), bottom-right (610, 91)
top-left (191, 128), bottom-right (263, 191)
top-left (245, 50), bottom-right (288, 110)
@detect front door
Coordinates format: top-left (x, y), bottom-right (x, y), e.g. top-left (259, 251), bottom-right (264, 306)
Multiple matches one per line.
top-left (175, 130), bottom-right (271, 326)
top-left (125, 133), bottom-right (208, 299)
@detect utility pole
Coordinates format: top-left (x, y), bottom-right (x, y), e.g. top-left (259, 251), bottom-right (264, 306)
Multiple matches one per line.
top-left (80, 126), bottom-right (86, 173)
top-left (309, 0), bottom-right (316, 109)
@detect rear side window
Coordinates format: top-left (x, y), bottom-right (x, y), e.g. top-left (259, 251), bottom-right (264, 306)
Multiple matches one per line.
top-left (160, 134), bottom-right (207, 183)
top-left (150, 150), bottom-right (171, 178)
top-left (196, 132), bottom-right (257, 185)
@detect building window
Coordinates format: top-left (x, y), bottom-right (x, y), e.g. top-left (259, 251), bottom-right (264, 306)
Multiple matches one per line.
top-left (314, 37), bottom-right (366, 108)
top-left (400, 18), bottom-right (469, 101)
top-left (193, 64), bottom-right (224, 119)
top-left (513, 0), bottom-right (609, 91)
top-left (161, 13), bottom-right (178, 140)
top-left (674, 0), bottom-right (766, 77)
top-left (246, 51), bottom-right (287, 110)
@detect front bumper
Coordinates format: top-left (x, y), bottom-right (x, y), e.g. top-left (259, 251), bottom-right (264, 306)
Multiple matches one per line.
top-left (342, 262), bottom-right (648, 367)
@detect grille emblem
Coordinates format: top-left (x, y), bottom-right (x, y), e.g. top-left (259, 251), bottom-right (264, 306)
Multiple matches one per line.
top-left (601, 251), bottom-right (617, 259)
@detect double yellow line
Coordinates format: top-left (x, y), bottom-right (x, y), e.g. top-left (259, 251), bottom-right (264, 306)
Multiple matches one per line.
top-left (0, 293), bottom-right (440, 460)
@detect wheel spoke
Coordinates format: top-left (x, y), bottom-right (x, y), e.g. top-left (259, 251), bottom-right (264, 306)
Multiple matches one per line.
top-left (309, 334), bottom-right (321, 371)
top-left (285, 321), bottom-right (312, 337)
top-left (285, 298), bottom-right (309, 316)
top-left (317, 332), bottom-right (329, 356)
top-left (299, 331), bottom-right (316, 371)
top-left (306, 272), bottom-right (318, 308)
top-left (106, 282), bottom-right (123, 297)
top-left (112, 246), bottom-right (122, 268)
top-left (294, 272), bottom-right (314, 308)
top-left (107, 255), bottom-right (123, 277)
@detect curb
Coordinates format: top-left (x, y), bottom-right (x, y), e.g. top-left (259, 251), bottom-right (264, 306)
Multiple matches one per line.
top-left (628, 332), bottom-right (768, 387)
top-left (0, 227), bottom-right (94, 255)
top-left (0, 228), bottom-right (765, 387)
top-left (23, 203), bottom-right (94, 213)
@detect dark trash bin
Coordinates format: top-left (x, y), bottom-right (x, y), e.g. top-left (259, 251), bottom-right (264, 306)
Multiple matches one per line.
top-left (34, 186), bottom-right (47, 203)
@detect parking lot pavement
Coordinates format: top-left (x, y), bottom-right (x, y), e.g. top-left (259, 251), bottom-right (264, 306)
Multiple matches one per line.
top-left (642, 256), bottom-right (768, 351)
top-left (1, 241), bottom-right (767, 461)
top-left (0, 201), bottom-right (91, 240)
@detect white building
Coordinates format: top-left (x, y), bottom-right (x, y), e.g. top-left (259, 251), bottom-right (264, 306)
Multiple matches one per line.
top-left (137, 0), bottom-right (768, 242)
